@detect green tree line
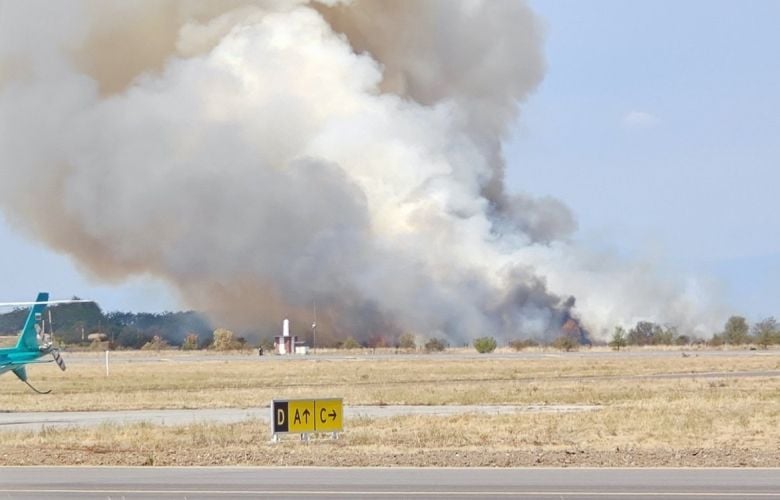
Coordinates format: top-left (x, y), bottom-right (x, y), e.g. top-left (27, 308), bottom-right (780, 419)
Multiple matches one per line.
top-left (0, 301), bottom-right (213, 349)
top-left (3, 301), bottom-right (778, 352)
top-left (605, 315), bottom-right (780, 350)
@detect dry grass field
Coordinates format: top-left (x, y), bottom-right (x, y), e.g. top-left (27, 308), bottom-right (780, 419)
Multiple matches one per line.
top-left (1, 349), bottom-right (779, 466)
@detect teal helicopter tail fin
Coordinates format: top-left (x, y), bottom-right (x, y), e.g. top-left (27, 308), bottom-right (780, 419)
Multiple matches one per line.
top-left (16, 292), bottom-right (49, 351)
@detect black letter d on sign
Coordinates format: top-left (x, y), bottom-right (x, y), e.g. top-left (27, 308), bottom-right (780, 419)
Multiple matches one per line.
top-left (273, 401), bottom-right (289, 433)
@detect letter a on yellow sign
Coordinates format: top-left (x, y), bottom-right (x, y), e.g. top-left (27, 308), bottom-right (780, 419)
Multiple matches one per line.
top-left (288, 400), bottom-right (316, 433)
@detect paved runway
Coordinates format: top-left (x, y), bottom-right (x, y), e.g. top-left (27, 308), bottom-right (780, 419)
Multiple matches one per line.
top-left (0, 404), bottom-right (599, 432)
top-left (0, 467), bottom-right (778, 499)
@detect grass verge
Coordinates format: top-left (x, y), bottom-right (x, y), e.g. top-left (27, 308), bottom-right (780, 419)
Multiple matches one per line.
top-left (1, 351), bottom-right (779, 466)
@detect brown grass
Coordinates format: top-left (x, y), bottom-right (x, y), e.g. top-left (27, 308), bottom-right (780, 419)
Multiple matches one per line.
top-left (1, 350), bottom-right (779, 411)
top-left (1, 350), bottom-right (779, 466)
top-left (1, 389), bottom-right (779, 466)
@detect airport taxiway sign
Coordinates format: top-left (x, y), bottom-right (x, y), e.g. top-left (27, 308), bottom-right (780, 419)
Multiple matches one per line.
top-left (272, 398), bottom-right (343, 434)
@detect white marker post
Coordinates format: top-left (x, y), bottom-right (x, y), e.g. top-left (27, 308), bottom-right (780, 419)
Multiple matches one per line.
top-left (105, 350), bottom-right (110, 376)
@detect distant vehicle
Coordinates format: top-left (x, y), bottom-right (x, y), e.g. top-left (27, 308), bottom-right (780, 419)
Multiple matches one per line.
top-left (0, 292), bottom-right (85, 393)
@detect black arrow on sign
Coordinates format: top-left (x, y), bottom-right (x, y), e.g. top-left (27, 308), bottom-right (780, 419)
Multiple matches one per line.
top-left (302, 409), bottom-right (310, 423)
top-left (328, 409), bottom-right (337, 421)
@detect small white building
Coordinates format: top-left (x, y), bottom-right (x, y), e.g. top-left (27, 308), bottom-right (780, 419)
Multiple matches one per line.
top-left (274, 319), bottom-right (299, 355)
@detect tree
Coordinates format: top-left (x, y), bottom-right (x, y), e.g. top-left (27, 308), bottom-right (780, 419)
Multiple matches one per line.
top-left (609, 326), bottom-right (627, 351)
top-left (116, 327), bottom-right (153, 349)
top-left (398, 333), bottom-right (416, 350)
top-left (753, 317), bottom-right (778, 349)
top-left (723, 316), bottom-right (750, 345)
top-left (655, 325), bottom-right (676, 345)
top-left (105, 310), bottom-right (212, 347)
top-left (473, 336), bottom-right (497, 353)
top-left (48, 300), bottom-right (106, 344)
top-left (627, 321), bottom-right (663, 346)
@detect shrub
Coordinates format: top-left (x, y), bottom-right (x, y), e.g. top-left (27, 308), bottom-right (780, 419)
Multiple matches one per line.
top-left (141, 335), bottom-right (170, 351)
top-left (181, 334), bottom-right (199, 351)
top-left (473, 336), bottom-right (497, 353)
top-left (341, 337), bottom-right (361, 349)
top-left (675, 335), bottom-right (691, 346)
top-left (398, 333), bottom-right (416, 350)
top-left (212, 328), bottom-right (241, 351)
top-left (552, 335), bottom-right (578, 352)
top-left (509, 339), bottom-right (539, 351)
top-left (366, 336), bottom-right (390, 348)
top-left (424, 337), bottom-right (447, 352)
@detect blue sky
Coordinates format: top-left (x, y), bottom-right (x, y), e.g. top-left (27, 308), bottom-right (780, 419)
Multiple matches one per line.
top-left (1, 1), bottom-right (778, 320)
top-left (506, 0), bottom-right (780, 320)
top-left (0, 218), bottom-right (177, 312)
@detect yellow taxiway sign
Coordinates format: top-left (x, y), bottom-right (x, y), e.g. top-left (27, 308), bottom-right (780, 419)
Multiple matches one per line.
top-left (272, 398), bottom-right (343, 434)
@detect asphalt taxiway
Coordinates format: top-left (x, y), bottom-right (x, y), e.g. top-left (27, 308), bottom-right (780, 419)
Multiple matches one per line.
top-left (0, 467), bottom-right (778, 499)
top-left (0, 403), bottom-right (600, 432)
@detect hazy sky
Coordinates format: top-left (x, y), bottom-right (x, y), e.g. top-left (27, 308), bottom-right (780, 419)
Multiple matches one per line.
top-left (1, 0), bottom-right (777, 322)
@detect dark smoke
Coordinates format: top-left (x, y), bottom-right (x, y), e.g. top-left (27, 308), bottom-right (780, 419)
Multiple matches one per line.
top-left (0, 0), bottom-right (717, 342)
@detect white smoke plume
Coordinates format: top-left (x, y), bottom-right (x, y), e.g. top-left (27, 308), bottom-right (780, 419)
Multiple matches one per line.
top-left (0, 0), bottom-right (718, 343)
